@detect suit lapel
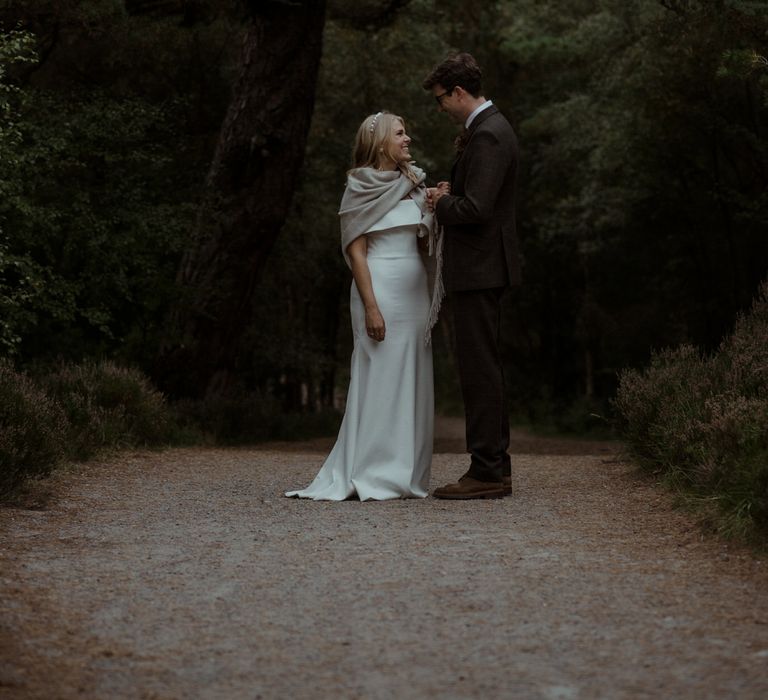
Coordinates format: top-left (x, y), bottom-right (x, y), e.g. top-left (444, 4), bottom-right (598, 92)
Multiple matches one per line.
top-left (450, 104), bottom-right (500, 180)
top-left (468, 104), bottom-right (498, 132)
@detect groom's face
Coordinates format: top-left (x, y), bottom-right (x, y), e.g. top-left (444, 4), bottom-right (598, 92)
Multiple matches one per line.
top-left (431, 84), bottom-right (464, 125)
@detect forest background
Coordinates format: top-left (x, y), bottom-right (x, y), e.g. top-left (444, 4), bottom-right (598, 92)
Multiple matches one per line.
top-left (1, 0), bottom-right (766, 446)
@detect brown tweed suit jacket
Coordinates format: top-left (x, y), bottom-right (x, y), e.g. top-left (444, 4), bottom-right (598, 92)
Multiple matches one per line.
top-left (435, 105), bottom-right (521, 292)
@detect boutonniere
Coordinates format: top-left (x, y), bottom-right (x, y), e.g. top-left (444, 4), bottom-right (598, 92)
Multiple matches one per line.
top-left (454, 128), bottom-right (469, 154)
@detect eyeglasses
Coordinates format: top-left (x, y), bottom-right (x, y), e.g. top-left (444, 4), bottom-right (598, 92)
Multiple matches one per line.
top-left (434, 89), bottom-right (452, 105)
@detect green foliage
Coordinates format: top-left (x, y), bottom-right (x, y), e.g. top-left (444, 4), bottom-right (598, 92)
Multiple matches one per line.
top-left (2, 0), bottom-right (767, 439)
top-left (1, 86), bottom-right (198, 363)
top-left (496, 0), bottom-right (768, 414)
top-left (0, 26), bottom-right (36, 159)
top-left (0, 360), bottom-right (67, 496)
top-left (0, 239), bottom-right (45, 355)
top-left (615, 280), bottom-right (768, 542)
top-left (0, 6), bottom-right (238, 366)
top-left (0, 26), bottom-right (38, 355)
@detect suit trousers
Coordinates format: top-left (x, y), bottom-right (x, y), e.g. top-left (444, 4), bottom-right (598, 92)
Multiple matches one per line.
top-left (451, 287), bottom-right (511, 482)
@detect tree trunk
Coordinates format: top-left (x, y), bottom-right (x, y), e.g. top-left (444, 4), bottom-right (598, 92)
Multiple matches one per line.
top-left (156, 0), bottom-right (326, 398)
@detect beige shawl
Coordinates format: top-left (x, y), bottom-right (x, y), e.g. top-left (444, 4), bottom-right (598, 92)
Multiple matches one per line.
top-left (338, 165), bottom-right (444, 344)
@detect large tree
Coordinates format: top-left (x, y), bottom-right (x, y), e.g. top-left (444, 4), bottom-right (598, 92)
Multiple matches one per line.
top-left (156, 0), bottom-right (410, 399)
top-left (155, 0), bottom-right (326, 398)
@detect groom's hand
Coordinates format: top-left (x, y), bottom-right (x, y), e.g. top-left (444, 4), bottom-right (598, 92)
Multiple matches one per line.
top-left (427, 182), bottom-right (450, 212)
top-left (433, 181), bottom-right (450, 207)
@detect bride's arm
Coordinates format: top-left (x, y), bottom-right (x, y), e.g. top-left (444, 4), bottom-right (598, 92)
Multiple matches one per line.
top-left (347, 235), bottom-right (386, 342)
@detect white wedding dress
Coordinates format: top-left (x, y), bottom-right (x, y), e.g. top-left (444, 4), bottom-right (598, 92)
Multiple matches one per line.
top-left (286, 199), bottom-right (434, 500)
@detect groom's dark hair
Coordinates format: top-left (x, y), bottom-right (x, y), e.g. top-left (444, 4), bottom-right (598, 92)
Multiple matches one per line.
top-left (422, 52), bottom-right (483, 97)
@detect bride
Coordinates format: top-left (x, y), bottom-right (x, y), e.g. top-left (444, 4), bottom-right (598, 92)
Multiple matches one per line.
top-left (286, 111), bottom-right (446, 501)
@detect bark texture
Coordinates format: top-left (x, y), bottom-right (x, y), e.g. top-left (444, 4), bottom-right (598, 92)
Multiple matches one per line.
top-left (157, 0), bottom-right (326, 398)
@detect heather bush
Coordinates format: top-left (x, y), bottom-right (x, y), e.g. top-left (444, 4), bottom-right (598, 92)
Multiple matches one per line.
top-left (718, 283), bottom-right (768, 399)
top-left (40, 361), bottom-right (170, 459)
top-left (0, 362), bottom-right (67, 496)
top-left (615, 345), bottom-right (717, 474)
top-left (615, 281), bottom-right (768, 542)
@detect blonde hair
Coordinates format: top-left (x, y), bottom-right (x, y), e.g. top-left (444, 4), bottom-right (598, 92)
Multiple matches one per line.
top-left (350, 111), bottom-right (419, 183)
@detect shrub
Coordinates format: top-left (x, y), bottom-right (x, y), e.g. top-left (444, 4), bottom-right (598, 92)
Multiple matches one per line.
top-left (39, 361), bottom-right (170, 460)
top-left (615, 345), bottom-right (717, 473)
top-left (615, 281), bottom-right (768, 542)
top-left (0, 361), bottom-right (67, 496)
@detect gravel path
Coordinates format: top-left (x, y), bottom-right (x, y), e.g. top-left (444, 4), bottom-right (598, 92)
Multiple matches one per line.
top-left (2, 419), bottom-right (767, 699)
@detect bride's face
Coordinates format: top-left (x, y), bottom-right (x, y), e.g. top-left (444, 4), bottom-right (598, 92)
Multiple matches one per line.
top-left (388, 119), bottom-right (411, 163)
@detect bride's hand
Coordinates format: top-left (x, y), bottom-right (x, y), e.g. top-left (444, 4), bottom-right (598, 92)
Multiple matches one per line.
top-left (365, 307), bottom-right (386, 342)
top-left (426, 187), bottom-right (438, 211)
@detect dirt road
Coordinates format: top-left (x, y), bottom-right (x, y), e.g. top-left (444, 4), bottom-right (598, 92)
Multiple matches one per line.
top-left (2, 420), bottom-right (767, 699)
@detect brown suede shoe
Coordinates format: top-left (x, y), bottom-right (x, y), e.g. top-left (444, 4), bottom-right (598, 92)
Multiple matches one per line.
top-left (457, 471), bottom-right (512, 496)
top-left (433, 476), bottom-right (506, 500)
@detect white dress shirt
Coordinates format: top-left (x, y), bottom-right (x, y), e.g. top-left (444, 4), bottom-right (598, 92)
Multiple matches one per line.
top-left (465, 100), bottom-right (493, 129)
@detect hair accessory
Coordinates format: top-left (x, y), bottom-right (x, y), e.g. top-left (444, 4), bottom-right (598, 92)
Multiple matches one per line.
top-left (369, 111), bottom-right (383, 133)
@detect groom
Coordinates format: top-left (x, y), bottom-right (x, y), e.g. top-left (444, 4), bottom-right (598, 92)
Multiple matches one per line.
top-left (424, 52), bottom-right (521, 499)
